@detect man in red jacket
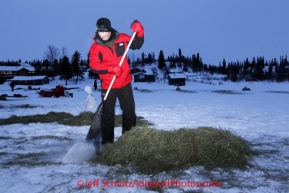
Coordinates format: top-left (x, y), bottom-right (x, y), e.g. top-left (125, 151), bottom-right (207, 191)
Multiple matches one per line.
top-left (89, 18), bottom-right (144, 145)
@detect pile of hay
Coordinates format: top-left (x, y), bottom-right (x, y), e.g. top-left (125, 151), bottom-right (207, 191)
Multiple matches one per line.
top-left (100, 127), bottom-right (252, 174)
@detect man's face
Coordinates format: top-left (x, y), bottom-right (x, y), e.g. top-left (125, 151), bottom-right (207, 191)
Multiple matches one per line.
top-left (98, 31), bottom-right (111, 41)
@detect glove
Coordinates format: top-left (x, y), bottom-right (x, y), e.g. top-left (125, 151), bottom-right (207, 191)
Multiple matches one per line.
top-left (108, 66), bottom-right (123, 77)
top-left (131, 20), bottom-right (144, 37)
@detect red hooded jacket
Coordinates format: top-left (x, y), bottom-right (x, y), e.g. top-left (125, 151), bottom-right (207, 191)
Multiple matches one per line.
top-left (89, 30), bottom-right (144, 89)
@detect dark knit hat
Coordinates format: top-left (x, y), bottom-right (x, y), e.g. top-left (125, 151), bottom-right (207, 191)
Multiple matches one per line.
top-left (96, 18), bottom-right (112, 32)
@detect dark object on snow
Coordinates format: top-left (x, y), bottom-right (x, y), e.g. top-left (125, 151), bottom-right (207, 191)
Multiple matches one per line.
top-left (28, 85), bottom-right (40, 90)
top-left (37, 84), bottom-right (72, 98)
top-left (0, 95), bottom-right (7, 101)
top-left (13, 94), bottom-right (22, 97)
top-left (242, 86), bottom-right (251, 91)
top-left (37, 90), bottom-right (55, 97)
top-left (10, 81), bottom-right (16, 92)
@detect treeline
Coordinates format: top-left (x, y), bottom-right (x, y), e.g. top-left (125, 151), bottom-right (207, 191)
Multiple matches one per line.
top-left (1, 45), bottom-right (89, 85)
top-left (155, 49), bottom-right (289, 82)
top-left (131, 48), bottom-right (289, 82)
top-left (213, 56), bottom-right (289, 82)
top-left (1, 46), bottom-right (289, 82)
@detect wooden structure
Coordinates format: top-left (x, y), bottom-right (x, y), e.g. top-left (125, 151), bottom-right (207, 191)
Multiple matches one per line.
top-left (7, 76), bottom-right (50, 85)
top-left (133, 73), bottom-right (156, 83)
top-left (168, 73), bottom-right (186, 86)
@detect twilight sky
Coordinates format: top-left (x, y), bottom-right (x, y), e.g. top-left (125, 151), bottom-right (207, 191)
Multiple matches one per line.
top-left (1, 0), bottom-right (289, 65)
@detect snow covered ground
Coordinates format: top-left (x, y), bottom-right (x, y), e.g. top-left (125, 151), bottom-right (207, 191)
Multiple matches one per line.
top-left (0, 74), bottom-right (289, 193)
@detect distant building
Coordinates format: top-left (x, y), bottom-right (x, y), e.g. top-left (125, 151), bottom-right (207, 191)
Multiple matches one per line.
top-left (130, 68), bottom-right (142, 74)
top-left (168, 73), bottom-right (186, 86)
top-left (0, 63), bottom-right (35, 79)
top-left (133, 72), bottom-right (156, 83)
top-left (7, 76), bottom-right (50, 85)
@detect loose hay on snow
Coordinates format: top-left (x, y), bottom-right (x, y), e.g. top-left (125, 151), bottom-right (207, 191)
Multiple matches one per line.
top-left (100, 127), bottom-right (252, 174)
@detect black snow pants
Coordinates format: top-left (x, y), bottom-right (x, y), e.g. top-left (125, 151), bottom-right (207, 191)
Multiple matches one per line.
top-left (101, 83), bottom-right (136, 144)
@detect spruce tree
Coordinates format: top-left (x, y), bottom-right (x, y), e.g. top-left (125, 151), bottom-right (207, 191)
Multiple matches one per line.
top-left (158, 50), bottom-right (165, 69)
top-left (141, 52), bottom-right (145, 66)
top-left (59, 56), bottom-right (73, 85)
top-left (178, 48), bottom-right (182, 68)
top-left (71, 50), bottom-right (84, 82)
